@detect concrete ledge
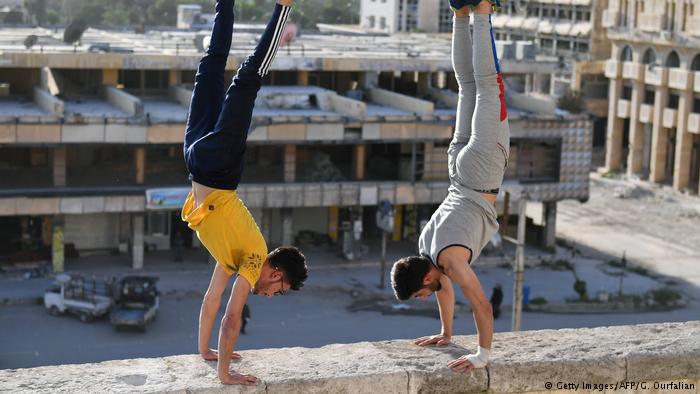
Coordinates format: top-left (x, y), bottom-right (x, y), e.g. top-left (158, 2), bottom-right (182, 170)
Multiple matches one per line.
top-left (1, 322), bottom-right (698, 393)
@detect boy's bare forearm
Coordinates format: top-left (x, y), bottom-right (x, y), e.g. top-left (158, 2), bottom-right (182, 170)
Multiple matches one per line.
top-left (435, 277), bottom-right (455, 336)
top-left (198, 297), bottom-right (219, 353)
top-left (217, 314), bottom-right (241, 376)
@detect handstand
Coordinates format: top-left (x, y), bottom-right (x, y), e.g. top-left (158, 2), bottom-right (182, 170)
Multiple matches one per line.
top-left (181, 0), bottom-right (307, 385)
top-left (391, 0), bottom-right (509, 374)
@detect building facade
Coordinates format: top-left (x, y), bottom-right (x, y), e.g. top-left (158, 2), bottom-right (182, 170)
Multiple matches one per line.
top-left (360, 0), bottom-right (451, 33)
top-left (602, 0), bottom-right (700, 193)
top-left (0, 27), bottom-right (590, 271)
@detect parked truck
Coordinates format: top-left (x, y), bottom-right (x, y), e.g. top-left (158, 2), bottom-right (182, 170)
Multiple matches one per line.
top-left (44, 274), bottom-right (113, 322)
top-left (110, 276), bottom-right (159, 332)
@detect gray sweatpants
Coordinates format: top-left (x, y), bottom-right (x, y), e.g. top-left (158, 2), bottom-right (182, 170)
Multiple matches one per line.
top-left (447, 14), bottom-right (510, 193)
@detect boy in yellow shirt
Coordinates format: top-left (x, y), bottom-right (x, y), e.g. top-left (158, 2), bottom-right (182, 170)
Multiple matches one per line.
top-left (181, 0), bottom-right (307, 386)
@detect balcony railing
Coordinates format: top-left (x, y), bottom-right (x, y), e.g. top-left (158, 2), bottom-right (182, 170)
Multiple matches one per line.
top-left (605, 60), bottom-right (621, 79)
top-left (668, 69), bottom-right (693, 90)
top-left (662, 108), bottom-right (677, 128)
top-left (617, 99), bottom-right (631, 118)
top-left (645, 65), bottom-right (668, 86)
top-left (639, 104), bottom-right (653, 124)
top-left (688, 113), bottom-right (700, 134)
top-left (622, 62), bottom-right (645, 80)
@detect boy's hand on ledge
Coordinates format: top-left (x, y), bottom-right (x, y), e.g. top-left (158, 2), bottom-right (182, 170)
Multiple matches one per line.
top-left (447, 356), bottom-right (477, 373)
top-left (200, 348), bottom-right (242, 361)
top-left (414, 333), bottom-right (451, 346)
top-left (219, 371), bottom-right (258, 386)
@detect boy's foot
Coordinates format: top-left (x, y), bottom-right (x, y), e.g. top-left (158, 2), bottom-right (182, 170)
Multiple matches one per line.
top-left (449, 0), bottom-right (501, 12)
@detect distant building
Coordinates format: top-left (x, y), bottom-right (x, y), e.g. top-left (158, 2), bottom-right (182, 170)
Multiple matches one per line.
top-left (0, 27), bottom-right (590, 270)
top-left (360, 0), bottom-right (452, 33)
top-left (602, 0), bottom-right (700, 193)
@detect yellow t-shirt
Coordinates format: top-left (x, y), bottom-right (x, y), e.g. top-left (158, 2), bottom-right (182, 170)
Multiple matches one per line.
top-left (181, 190), bottom-right (267, 287)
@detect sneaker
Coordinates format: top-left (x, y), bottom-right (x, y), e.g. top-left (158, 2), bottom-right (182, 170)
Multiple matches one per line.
top-left (449, 0), bottom-right (502, 12)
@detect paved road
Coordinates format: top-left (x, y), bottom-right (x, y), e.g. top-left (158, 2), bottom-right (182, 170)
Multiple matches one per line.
top-left (2, 284), bottom-right (698, 370)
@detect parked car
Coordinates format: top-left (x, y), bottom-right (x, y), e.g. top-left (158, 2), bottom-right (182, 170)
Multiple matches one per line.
top-left (44, 274), bottom-right (112, 322)
top-left (110, 276), bottom-right (159, 332)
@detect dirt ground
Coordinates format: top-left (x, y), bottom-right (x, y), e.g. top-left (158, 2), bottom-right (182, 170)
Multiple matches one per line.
top-left (557, 173), bottom-right (700, 300)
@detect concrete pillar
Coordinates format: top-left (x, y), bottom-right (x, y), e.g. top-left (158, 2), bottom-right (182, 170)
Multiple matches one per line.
top-left (649, 86), bottom-right (669, 183)
top-left (53, 146), bottom-right (67, 187)
top-left (103, 69), bottom-right (118, 85)
top-left (132, 214), bottom-right (144, 270)
top-left (260, 208), bottom-right (271, 242)
top-left (542, 202), bottom-right (557, 249)
top-left (605, 78), bottom-right (625, 171)
top-left (362, 71), bottom-right (379, 89)
top-left (284, 145), bottom-right (296, 183)
top-left (627, 80), bottom-right (646, 175)
top-left (328, 207), bottom-right (339, 242)
top-left (135, 147), bottom-right (146, 185)
top-left (355, 144), bottom-right (366, 180)
top-left (673, 90), bottom-right (694, 190)
top-left (417, 73), bottom-right (431, 96)
top-left (51, 216), bottom-right (64, 273)
top-left (168, 70), bottom-right (179, 86)
top-left (281, 208), bottom-right (293, 246)
top-left (297, 71), bottom-right (309, 86)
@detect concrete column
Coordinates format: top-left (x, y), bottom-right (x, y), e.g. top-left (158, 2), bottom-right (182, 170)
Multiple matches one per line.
top-left (103, 69), bottom-right (118, 85)
top-left (355, 144), bottom-right (366, 180)
top-left (649, 86), bottom-right (669, 182)
top-left (53, 146), bottom-right (67, 187)
top-left (297, 71), bottom-right (309, 86)
top-left (673, 90), bottom-right (694, 190)
top-left (281, 208), bottom-right (293, 246)
top-left (168, 70), bottom-right (179, 86)
top-left (542, 202), bottom-right (557, 249)
top-left (132, 214), bottom-right (144, 270)
top-left (328, 207), bottom-right (339, 242)
top-left (51, 216), bottom-right (64, 273)
top-left (135, 147), bottom-right (146, 185)
top-left (261, 208), bottom-right (271, 242)
top-left (627, 80), bottom-right (646, 175)
top-left (605, 78), bottom-right (625, 171)
top-left (362, 71), bottom-right (379, 89)
top-left (417, 72), bottom-right (431, 96)
top-left (284, 145), bottom-right (296, 183)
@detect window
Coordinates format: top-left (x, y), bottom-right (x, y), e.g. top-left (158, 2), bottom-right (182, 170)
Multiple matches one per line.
top-left (622, 85), bottom-right (633, 100)
top-left (146, 212), bottom-right (169, 236)
top-left (644, 89), bottom-right (655, 105)
top-left (368, 16), bottom-right (375, 28)
top-left (380, 16), bottom-right (386, 30)
top-left (668, 94), bottom-right (680, 109)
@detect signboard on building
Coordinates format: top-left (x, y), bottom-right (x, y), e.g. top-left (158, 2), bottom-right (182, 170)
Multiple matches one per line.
top-left (146, 188), bottom-right (191, 210)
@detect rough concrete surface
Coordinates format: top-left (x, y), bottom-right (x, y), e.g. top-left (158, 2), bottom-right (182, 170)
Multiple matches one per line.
top-left (1, 321), bottom-right (698, 394)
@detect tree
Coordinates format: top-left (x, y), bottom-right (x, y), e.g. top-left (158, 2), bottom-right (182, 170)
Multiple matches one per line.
top-left (24, 0), bottom-right (48, 25)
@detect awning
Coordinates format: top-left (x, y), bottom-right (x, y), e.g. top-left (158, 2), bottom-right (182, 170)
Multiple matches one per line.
top-left (505, 16), bottom-right (525, 29)
top-left (554, 22), bottom-right (573, 35)
top-left (522, 17), bottom-right (539, 31)
top-left (491, 15), bottom-right (508, 29)
top-left (538, 19), bottom-right (555, 34)
top-left (570, 22), bottom-right (592, 36)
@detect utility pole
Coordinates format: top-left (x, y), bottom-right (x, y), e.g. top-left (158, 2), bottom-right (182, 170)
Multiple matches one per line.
top-left (511, 197), bottom-right (527, 332)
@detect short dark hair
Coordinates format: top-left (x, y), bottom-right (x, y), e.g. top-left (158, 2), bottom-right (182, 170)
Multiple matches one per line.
top-left (391, 255), bottom-right (431, 301)
top-left (268, 246), bottom-right (308, 291)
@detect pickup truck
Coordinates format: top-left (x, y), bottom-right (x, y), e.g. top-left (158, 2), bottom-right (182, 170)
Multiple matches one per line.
top-left (44, 274), bottom-right (112, 322)
top-left (110, 276), bottom-right (159, 332)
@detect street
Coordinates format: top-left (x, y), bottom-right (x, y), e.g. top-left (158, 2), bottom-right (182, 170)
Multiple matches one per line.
top-left (2, 279), bottom-right (698, 370)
